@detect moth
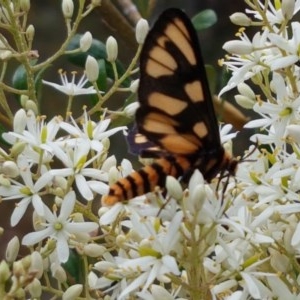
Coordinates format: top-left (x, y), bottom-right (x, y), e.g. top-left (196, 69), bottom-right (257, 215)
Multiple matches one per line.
top-left (102, 8), bottom-right (238, 206)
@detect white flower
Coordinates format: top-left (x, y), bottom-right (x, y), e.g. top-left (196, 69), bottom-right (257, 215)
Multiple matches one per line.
top-left (0, 155), bottom-right (53, 226)
top-left (96, 212), bottom-right (182, 297)
top-left (22, 191), bottom-right (98, 263)
top-left (59, 108), bottom-right (127, 152)
top-left (3, 110), bottom-right (61, 162)
top-left (246, 0), bottom-right (300, 25)
top-left (49, 141), bottom-right (107, 201)
top-left (245, 73), bottom-right (300, 146)
top-left (220, 28), bottom-right (270, 95)
top-left (136, 284), bottom-right (184, 299)
top-left (42, 70), bottom-right (97, 96)
top-left (219, 123), bottom-right (237, 144)
top-left (267, 22), bottom-right (300, 70)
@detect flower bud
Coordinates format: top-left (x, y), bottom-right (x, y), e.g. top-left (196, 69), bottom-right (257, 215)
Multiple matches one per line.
top-left (0, 261), bottom-right (10, 282)
top-left (6, 236), bottom-right (20, 263)
top-left (0, 4), bottom-right (14, 24)
top-left (101, 155), bottom-right (117, 172)
top-left (30, 251), bottom-right (43, 279)
top-left (91, 0), bottom-right (101, 6)
top-left (20, 0), bottom-right (30, 12)
top-left (223, 40), bottom-right (253, 55)
top-left (62, 284), bottom-right (83, 300)
top-left (26, 24), bottom-right (35, 42)
top-left (25, 100), bottom-right (38, 115)
top-left (73, 213), bottom-right (84, 223)
top-left (51, 263), bottom-right (67, 283)
top-left (166, 176), bottom-right (183, 201)
top-left (211, 280), bottom-right (237, 295)
top-left (287, 125), bottom-right (300, 143)
top-left (106, 36), bottom-right (118, 62)
top-left (107, 166), bottom-right (120, 185)
top-left (282, 0), bottom-right (295, 20)
top-left (20, 94), bottom-right (28, 107)
top-left (120, 159), bottom-right (132, 175)
top-left (94, 261), bottom-right (116, 272)
top-left (98, 206), bottom-right (110, 217)
top-left (80, 31), bottom-right (92, 52)
top-left (27, 278), bottom-right (42, 298)
top-left (13, 287), bottom-right (25, 299)
top-left (270, 249), bottom-right (290, 272)
top-left (237, 82), bottom-right (255, 99)
top-left (83, 244), bottom-right (106, 257)
top-left (124, 102), bottom-right (139, 117)
top-left (53, 175), bottom-right (68, 191)
top-left (13, 260), bottom-right (25, 277)
top-left (85, 55), bottom-right (99, 82)
top-left (149, 284), bottom-right (169, 298)
top-left (21, 255), bottom-right (31, 270)
top-left (229, 12), bottom-right (251, 26)
top-left (136, 18), bottom-right (149, 44)
top-left (116, 235), bottom-right (126, 247)
top-left (13, 108), bottom-right (27, 133)
top-left (129, 79), bottom-right (139, 93)
top-left (10, 141), bottom-right (26, 157)
top-left (62, 0), bottom-right (74, 18)
top-left (234, 94), bottom-right (254, 109)
top-left (0, 174), bottom-right (11, 187)
top-left (88, 272), bottom-right (98, 289)
top-left (2, 161), bottom-right (19, 178)
top-left (189, 184), bottom-right (206, 211)
top-left (54, 195), bottom-right (63, 207)
top-left (101, 137), bottom-right (110, 151)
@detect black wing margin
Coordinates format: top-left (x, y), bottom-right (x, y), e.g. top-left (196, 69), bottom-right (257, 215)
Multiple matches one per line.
top-left (137, 8), bottom-right (221, 156)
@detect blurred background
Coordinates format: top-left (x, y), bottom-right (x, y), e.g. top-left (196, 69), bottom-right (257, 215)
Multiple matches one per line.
top-left (1, 0), bottom-right (251, 258)
top-left (27, 0), bottom-right (248, 115)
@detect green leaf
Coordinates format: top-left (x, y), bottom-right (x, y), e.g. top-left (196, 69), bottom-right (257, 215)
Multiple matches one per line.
top-left (66, 34), bottom-right (131, 87)
top-left (133, 0), bottom-right (151, 17)
top-left (63, 250), bottom-right (82, 283)
top-left (205, 64), bottom-right (217, 95)
top-left (0, 123), bottom-right (10, 146)
top-left (109, 93), bottom-right (137, 128)
top-left (12, 65), bottom-right (28, 92)
top-left (12, 60), bottom-right (41, 101)
top-left (35, 65), bottom-right (50, 99)
top-left (192, 9), bottom-right (217, 31)
top-left (97, 59), bottom-right (107, 91)
top-left (219, 66), bottom-right (232, 91)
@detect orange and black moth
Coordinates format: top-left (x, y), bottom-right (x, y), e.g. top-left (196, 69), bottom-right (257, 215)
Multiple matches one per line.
top-left (101, 8), bottom-right (238, 206)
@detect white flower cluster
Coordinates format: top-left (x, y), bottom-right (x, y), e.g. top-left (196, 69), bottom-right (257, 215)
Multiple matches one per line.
top-left (4, 1), bottom-right (300, 299)
top-left (0, 107), bottom-right (125, 263)
top-left (208, 0), bottom-right (300, 299)
top-left (0, 1), bottom-right (150, 298)
top-left (86, 1), bottom-right (300, 299)
top-left (90, 170), bottom-right (228, 299)
top-left (220, 0), bottom-right (300, 96)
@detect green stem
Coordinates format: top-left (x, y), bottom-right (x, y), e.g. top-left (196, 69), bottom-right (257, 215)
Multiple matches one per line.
top-left (87, 43), bottom-right (143, 116)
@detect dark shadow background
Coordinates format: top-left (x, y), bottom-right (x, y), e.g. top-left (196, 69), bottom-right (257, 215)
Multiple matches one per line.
top-left (0, 1), bottom-right (252, 258)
